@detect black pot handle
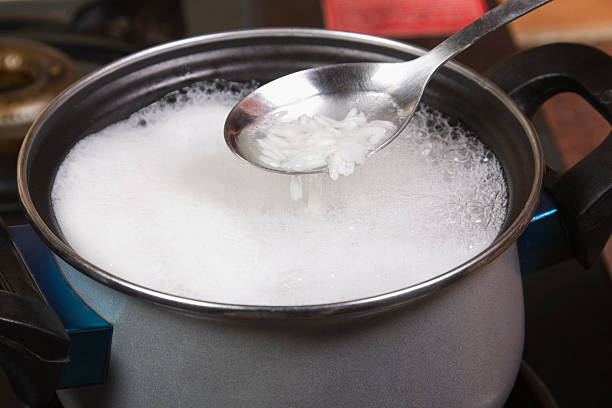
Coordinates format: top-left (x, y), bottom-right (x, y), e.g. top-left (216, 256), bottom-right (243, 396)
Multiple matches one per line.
top-left (0, 219), bottom-right (70, 407)
top-left (486, 43), bottom-right (612, 268)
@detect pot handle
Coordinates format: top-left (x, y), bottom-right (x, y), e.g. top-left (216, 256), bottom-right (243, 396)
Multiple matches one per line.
top-left (0, 219), bottom-right (70, 407)
top-left (486, 43), bottom-right (612, 268)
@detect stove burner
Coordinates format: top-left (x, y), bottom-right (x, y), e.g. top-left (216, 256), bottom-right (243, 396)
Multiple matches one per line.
top-left (0, 38), bottom-right (79, 156)
top-left (505, 361), bottom-right (558, 408)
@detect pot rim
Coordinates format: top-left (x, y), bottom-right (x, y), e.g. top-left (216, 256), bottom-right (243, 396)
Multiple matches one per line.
top-left (17, 28), bottom-right (544, 320)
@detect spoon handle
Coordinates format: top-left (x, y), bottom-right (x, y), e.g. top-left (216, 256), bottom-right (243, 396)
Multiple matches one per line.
top-left (424, 0), bottom-right (553, 66)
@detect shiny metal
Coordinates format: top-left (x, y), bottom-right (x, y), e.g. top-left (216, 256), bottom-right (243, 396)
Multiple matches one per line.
top-left (0, 38), bottom-right (78, 155)
top-left (225, 0), bottom-right (552, 175)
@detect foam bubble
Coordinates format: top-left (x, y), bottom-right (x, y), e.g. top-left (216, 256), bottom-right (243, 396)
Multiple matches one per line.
top-left (51, 80), bottom-right (507, 306)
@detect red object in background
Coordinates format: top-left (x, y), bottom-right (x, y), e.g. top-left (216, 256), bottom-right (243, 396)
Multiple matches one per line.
top-left (322, 0), bottom-right (488, 37)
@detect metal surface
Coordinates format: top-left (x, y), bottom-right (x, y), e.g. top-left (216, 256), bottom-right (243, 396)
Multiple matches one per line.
top-left (0, 38), bottom-right (79, 156)
top-left (224, 0), bottom-right (552, 175)
top-left (17, 28), bottom-right (544, 319)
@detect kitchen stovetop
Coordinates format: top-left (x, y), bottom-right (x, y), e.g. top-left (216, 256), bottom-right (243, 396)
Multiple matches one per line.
top-left (1, 1), bottom-right (610, 407)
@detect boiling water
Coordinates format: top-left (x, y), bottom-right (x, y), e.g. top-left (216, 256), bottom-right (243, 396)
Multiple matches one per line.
top-left (51, 79), bottom-right (507, 306)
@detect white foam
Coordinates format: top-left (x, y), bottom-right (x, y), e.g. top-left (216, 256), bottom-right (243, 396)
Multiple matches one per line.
top-left (51, 80), bottom-right (507, 306)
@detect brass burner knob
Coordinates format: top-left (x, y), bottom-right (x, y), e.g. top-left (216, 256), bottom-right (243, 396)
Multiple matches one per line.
top-left (0, 38), bottom-right (79, 156)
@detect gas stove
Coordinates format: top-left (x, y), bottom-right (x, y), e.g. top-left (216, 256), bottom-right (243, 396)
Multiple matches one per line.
top-left (0, 1), bottom-right (610, 407)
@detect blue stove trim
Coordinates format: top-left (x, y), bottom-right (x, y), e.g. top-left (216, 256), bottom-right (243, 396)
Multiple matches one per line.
top-left (8, 225), bottom-right (111, 389)
top-left (518, 192), bottom-right (571, 274)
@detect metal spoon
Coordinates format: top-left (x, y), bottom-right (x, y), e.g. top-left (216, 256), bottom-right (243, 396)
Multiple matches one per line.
top-left (224, 0), bottom-right (552, 175)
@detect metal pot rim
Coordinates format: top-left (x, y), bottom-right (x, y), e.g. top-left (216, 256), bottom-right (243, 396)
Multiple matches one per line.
top-left (17, 28), bottom-right (544, 320)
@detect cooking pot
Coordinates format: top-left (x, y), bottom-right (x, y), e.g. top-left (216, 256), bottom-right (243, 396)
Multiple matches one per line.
top-left (2, 29), bottom-right (611, 407)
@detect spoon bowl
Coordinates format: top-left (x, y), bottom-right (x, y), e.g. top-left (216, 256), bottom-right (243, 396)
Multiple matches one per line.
top-left (224, 0), bottom-right (552, 175)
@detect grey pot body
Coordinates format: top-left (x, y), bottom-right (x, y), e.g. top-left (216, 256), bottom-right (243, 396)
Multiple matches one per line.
top-left (57, 246), bottom-right (523, 408)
